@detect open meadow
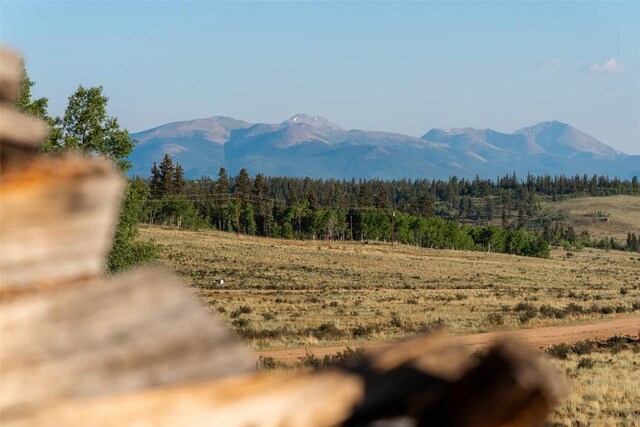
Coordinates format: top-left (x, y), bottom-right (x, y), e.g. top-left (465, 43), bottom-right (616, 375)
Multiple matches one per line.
top-left (546, 195), bottom-right (640, 242)
top-left (140, 223), bottom-right (640, 426)
top-left (140, 225), bottom-right (639, 350)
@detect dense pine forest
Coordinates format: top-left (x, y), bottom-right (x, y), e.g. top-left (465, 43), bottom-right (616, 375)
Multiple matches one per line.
top-left (129, 155), bottom-right (640, 258)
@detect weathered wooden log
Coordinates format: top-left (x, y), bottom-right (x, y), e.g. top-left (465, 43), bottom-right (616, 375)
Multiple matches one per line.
top-left (417, 338), bottom-right (565, 427)
top-left (7, 371), bottom-right (364, 427)
top-left (341, 334), bottom-right (564, 426)
top-left (0, 155), bottom-right (122, 294)
top-left (0, 47), bottom-right (23, 104)
top-left (0, 268), bottom-right (255, 422)
top-left (3, 323), bottom-right (564, 427)
top-left (0, 105), bottom-right (49, 168)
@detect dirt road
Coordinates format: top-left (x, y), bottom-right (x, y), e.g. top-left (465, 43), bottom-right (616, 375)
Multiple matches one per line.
top-left (256, 316), bottom-right (640, 362)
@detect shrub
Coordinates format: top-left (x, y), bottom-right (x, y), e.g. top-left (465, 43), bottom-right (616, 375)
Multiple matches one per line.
top-left (514, 302), bottom-right (535, 312)
top-left (231, 305), bottom-right (253, 318)
top-left (577, 358), bottom-right (596, 369)
top-left (518, 312), bottom-right (535, 324)
top-left (309, 323), bottom-right (345, 340)
top-left (352, 324), bottom-right (376, 338)
top-left (563, 303), bottom-right (584, 316)
top-left (572, 340), bottom-right (595, 355)
top-left (485, 312), bottom-right (504, 326)
top-left (417, 317), bottom-right (446, 333)
top-left (389, 312), bottom-right (404, 328)
top-left (297, 347), bottom-right (365, 370)
top-left (257, 356), bottom-right (287, 370)
top-left (232, 318), bottom-right (249, 328)
top-left (539, 304), bottom-right (565, 319)
top-left (547, 344), bottom-right (571, 359)
top-left (262, 311), bottom-right (276, 321)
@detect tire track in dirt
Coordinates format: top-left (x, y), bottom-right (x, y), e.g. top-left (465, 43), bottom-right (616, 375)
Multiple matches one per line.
top-left (255, 316), bottom-right (640, 362)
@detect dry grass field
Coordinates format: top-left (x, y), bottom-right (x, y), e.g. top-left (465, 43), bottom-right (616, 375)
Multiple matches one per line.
top-left (548, 345), bottom-right (640, 426)
top-left (547, 195), bottom-right (640, 241)
top-left (139, 226), bottom-right (639, 350)
top-left (139, 224), bottom-right (640, 426)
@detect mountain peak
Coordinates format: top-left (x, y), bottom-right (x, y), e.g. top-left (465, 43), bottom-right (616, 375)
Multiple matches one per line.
top-left (282, 114), bottom-right (343, 131)
top-left (516, 121), bottom-right (621, 159)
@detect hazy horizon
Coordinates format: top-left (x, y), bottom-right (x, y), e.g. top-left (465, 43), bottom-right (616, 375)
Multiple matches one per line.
top-left (2, 1), bottom-right (639, 154)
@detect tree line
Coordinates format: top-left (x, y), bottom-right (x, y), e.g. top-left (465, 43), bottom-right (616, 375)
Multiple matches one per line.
top-left (142, 156), bottom-right (553, 257)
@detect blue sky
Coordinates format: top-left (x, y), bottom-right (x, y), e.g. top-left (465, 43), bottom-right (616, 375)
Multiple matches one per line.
top-left (2, 1), bottom-right (639, 154)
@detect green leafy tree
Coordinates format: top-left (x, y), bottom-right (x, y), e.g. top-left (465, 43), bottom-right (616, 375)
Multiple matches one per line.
top-left (17, 64), bottom-right (62, 152)
top-left (17, 63), bottom-right (49, 118)
top-left (55, 85), bottom-right (133, 171)
top-left (107, 178), bottom-right (158, 273)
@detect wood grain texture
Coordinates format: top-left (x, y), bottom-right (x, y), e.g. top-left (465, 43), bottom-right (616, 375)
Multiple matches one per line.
top-left (0, 47), bottom-right (23, 103)
top-left (0, 155), bottom-right (122, 293)
top-left (8, 371), bottom-right (363, 427)
top-left (0, 106), bottom-right (50, 168)
top-left (0, 268), bottom-right (255, 422)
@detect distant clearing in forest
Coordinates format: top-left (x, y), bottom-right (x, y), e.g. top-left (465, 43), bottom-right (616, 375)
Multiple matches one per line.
top-left (547, 195), bottom-right (640, 241)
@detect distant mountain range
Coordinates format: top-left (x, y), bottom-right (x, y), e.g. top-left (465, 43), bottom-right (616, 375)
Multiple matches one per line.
top-left (129, 114), bottom-right (640, 179)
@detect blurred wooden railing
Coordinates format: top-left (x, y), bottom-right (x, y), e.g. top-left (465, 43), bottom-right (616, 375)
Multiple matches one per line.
top-left (0, 47), bottom-right (564, 427)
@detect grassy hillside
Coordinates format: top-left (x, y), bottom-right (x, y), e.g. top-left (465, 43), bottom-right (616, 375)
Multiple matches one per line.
top-left (547, 195), bottom-right (640, 241)
top-left (140, 226), bottom-right (639, 350)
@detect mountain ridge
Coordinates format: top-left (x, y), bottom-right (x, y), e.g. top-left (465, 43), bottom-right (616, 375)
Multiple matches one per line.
top-left (128, 115), bottom-right (638, 180)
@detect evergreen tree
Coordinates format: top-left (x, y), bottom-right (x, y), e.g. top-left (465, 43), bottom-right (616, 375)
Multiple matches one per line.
top-left (158, 154), bottom-right (175, 195)
top-left (173, 163), bottom-right (187, 194)
top-left (357, 184), bottom-right (374, 207)
top-left (374, 182), bottom-right (390, 210)
top-left (253, 173), bottom-right (272, 236)
top-left (235, 168), bottom-right (252, 204)
top-left (418, 193), bottom-right (435, 217)
top-left (215, 167), bottom-right (231, 230)
top-left (485, 197), bottom-right (494, 221)
top-left (149, 162), bottom-right (162, 197)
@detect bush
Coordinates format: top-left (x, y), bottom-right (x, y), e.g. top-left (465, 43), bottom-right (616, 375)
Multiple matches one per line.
top-left (577, 358), bottom-right (596, 369)
top-left (485, 312), bottom-right (504, 326)
top-left (309, 323), bottom-right (345, 340)
top-left (572, 340), bottom-right (596, 355)
top-left (563, 303), bottom-right (584, 316)
top-left (389, 312), bottom-right (404, 328)
top-left (416, 317), bottom-right (446, 333)
top-left (298, 347), bottom-right (365, 370)
top-left (539, 304), bottom-right (566, 319)
top-left (257, 356), bottom-right (287, 370)
top-left (352, 324), bottom-right (376, 338)
top-left (108, 179), bottom-right (159, 273)
top-left (514, 302), bottom-right (535, 312)
top-left (232, 318), bottom-right (249, 328)
top-left (547, 344), bottom-right (571, 359)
